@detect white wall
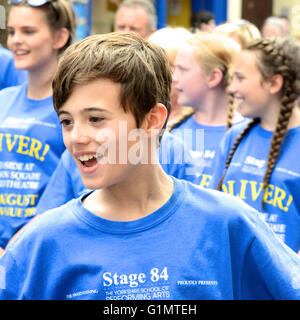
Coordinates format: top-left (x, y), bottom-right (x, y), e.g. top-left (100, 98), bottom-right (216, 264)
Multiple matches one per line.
top-left (227, 0), bottom-right (242, 21)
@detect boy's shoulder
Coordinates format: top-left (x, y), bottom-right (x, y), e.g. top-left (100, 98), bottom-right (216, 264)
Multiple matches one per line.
top-left (177, 178), bottom-right (257, 223)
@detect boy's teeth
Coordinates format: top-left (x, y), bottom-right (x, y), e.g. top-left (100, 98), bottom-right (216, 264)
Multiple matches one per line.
top-left (78, 154), bottom-right (96, 161)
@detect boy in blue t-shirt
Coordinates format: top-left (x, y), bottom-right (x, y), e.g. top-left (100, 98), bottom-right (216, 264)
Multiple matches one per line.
top-left (1, 32), bottom-right (300, 300)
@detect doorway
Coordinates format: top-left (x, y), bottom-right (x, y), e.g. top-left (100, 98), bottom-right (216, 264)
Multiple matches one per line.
top-left (242, 0), bottom-right (273, 30)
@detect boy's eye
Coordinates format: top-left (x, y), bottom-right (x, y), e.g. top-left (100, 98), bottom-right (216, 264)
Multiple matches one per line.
top-left (60, 119), bottom-right (72, 127)
top-left (89, 116), bottom-right (104, 123)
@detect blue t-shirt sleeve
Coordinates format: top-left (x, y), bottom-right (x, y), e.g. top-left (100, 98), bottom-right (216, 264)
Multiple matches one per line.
top-left (36, 151), bottom-right (88, 214)
top-left (0, 251), bottom-right (24, 299)
top-left (225, 197), bottom-right (300, 299)
top-left (159, 132), bottom-right (199, 183)
top-left (0, 48), bottom-right (27, 89)
top-left (35, 153), bottom-right (74, 214)
top-left (241, 230), bottom-right (300, 299)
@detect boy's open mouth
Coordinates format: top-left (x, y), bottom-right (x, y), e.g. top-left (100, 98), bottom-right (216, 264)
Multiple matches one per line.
top-left (77, 154), bottom-right (98, 167)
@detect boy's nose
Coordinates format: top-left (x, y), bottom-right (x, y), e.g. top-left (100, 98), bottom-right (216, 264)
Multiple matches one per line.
top-left (70, 124), bottom-right (90, 145)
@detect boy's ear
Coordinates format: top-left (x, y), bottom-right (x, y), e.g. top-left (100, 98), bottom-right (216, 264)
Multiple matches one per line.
top-left (207, 68), bottom-right (223, 89)
top-left (143, 103), bottom-right (168, 136)
top-left (269, 74), bottom-right (284, 94)
top-left (53, 28), bottom-right (70, 50)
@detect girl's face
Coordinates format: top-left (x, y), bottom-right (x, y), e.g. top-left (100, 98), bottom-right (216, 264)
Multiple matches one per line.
top-left (229, 50), bottom-right (274, 119)
top-left (58, 78), bottom-right (149, 191)
top-left (173, 44), bottom-right (210, 109)
top-left (7, 6), bottom-right (59, 72)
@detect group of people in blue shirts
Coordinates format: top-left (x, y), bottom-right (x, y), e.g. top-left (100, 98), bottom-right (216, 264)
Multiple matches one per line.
top-left (1, 0), bottom-right (300, 300)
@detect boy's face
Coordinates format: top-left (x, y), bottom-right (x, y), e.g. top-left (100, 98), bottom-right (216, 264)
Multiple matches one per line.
top-left (58, 78), bottom-right (148, 190)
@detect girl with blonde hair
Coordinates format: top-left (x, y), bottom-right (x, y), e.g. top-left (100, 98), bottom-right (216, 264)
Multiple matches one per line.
top-left (171, 32), bottom-right (242, 187)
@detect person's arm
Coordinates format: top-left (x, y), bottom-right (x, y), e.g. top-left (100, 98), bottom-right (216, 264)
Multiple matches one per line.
top-left (0, 250), bottom-right (25, 299)
top-left (234, 205), bottom-right (300, 299)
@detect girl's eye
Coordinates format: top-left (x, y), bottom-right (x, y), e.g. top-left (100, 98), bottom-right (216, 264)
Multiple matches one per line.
top-left (7, 28), bottom-right (35, 36)
top-left (234, 73), bottom-right (244, 81)
top-left (24, 29), bottom-right (35, 35)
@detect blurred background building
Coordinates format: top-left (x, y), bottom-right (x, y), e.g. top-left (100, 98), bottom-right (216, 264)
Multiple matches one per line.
top-left (1, 0), bottom-right (300, 46)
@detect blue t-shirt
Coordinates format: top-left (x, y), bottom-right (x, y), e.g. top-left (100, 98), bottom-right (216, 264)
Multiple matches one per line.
top-left (211, 120), bottom-right (300, 252)
top-left (1, 178), bottom-right (300, 300)
top-left (171, 115), bottom-right (227, 188)
top-left (35, 132), bottom-right (200, 214)
top-left (0, 46), bottom-right (27, 89)
top-left (0, 83), bottom-right (65, 248)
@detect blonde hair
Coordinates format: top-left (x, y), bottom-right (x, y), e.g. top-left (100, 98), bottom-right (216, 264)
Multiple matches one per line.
top-left (148, 27), bottom-right (192, 66)
top-left (168, 32), bottom-right (240, 130)
top-left (215, 19), bottom-right (261, 48)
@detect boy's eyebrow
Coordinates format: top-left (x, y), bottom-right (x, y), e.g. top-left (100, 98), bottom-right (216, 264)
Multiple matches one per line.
top-left (58, 107), bottom-right (109, 116)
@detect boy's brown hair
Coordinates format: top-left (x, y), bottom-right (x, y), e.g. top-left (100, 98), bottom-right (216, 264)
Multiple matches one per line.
top-left (52, 32), bottom-right (172, 128)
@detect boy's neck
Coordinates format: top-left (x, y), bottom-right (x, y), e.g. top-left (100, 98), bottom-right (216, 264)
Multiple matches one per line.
top-left (82, 164), bottom-right (174, 222)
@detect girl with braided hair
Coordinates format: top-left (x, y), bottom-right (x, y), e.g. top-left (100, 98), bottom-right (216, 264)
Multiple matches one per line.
top-left (211, 37), bottom-right (300, 253)
top-left (171, 32), bottom-right (243, 188)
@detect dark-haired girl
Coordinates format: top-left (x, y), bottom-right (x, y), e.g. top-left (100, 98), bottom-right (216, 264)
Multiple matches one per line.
top-left (0, 0), bottom-right (75, 253)
top-left (211, 37), bottom-right (300, 253)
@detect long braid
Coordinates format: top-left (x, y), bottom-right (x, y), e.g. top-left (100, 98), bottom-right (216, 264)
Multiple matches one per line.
top-left (226, 93), bottom-right (235, 131)
top-left (216, 118), bottom-right (259, 191)
top-left (262, 101), bottom-right (294, 207)
top-left (167, 107), bottom-right (194, 132)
